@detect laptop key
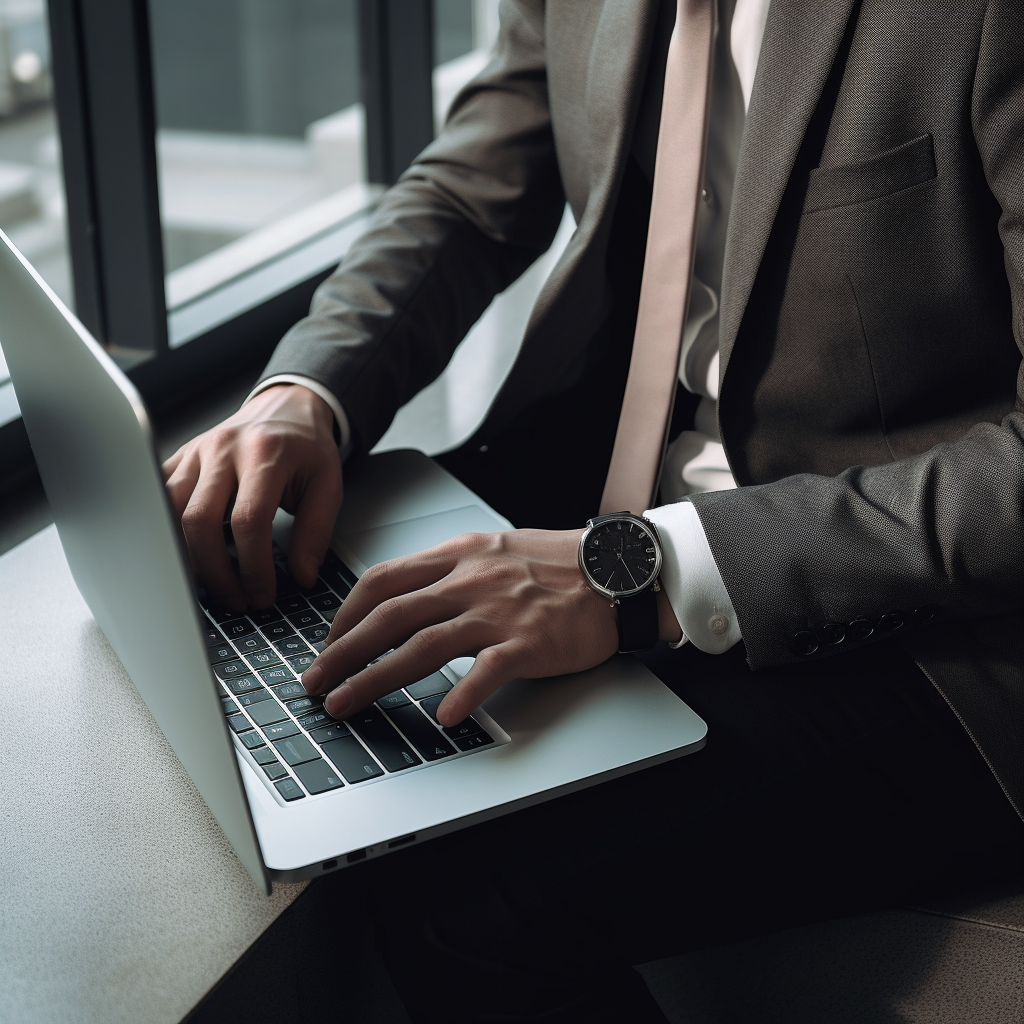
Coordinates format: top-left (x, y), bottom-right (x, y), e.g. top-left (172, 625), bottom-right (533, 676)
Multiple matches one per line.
top-left (405, 672), bottom-right (454, 701)
top-left (310, 723), bottom-right (350, 744)
top-left (297, 710), bottom-right (335, 732)
top-left (386, 704), bottom-right (457, 761)
top-left (213, 659), bottom-right (249, 680)
top-left (262, 761), bottom-right (289, 781)
top-left (248, 700), bottom-right (289, 728)
top-left (376, 690), bottom-right (411, 711)
top-left (260, 620), bottom-right (295, 643)
top-left (273, 636), bottom-right (310, 659)
top-left (273, 734), bottom-right (320, 766)
top-left (221, 617), bottom-right (257, 640)
top-left (299, 624), bottom-right (331, 647)
top-left (292, 758), bottom-right (345, 794)
top-left (287, 651), bottom-right (317, 676)
top-left (258, 664), bottom-right (294, 687)
top-left (247, 649), bottom-right (282, 670)
top-left (251, 746), bottom-right (279, 765)
top-left (308, 591), bottom-right (342, 615)
top-left (239, 730), bottom-right (265, 750)
top-left (272, 680), bottom-right (307, 702)
top-left (346, 707), bottom-right (422, 772)
top-left (226, 713), bottom-right (250, 733)
top-left (454, 732), bottom-right (494, 751)
top-left (442, 717), bottom-right (483, 741)
top-left (287, 609), bottom-right (322, 631)
top-left (276, 595), bottom-right (310, 616)
top-left (208, 642), bottom-right (236, 665)
top-left (275, 777), bottom-right (305, 801)
top-left (221, 697), bottom-right (239, 715)
top-left (320, 736), bottom-right (385, 783)
top-left (284, 696), bottom-right (321, 717)
top-left (235, 688), bottom-right (274, 708)
top-left (234, 634), bottom-right (266, 656)
top-left (264, 720), bottom-right (300, 742)
top-left (223, 674), bottom-right (263, 696)
top-left (247, 608), bottom-right (279, 627)
top-left (204, 624), bottom-right (227, 647)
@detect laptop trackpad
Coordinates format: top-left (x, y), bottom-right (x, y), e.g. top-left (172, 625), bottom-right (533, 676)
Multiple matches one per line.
top-left (338, 505), bottom-right (507, 572)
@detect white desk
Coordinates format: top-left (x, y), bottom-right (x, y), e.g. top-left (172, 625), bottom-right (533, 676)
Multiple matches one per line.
top-left (0, 527), bottom-right (306, 1024)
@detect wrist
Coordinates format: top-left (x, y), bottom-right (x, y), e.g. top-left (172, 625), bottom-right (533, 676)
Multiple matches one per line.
top-left (657, 586), bottom-right (683, 644)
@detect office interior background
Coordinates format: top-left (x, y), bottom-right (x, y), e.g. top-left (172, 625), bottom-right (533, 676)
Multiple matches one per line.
top-left (0, 0), bottom-right (572, 511)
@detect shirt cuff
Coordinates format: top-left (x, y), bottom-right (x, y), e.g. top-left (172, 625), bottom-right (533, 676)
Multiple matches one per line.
top-left (245, 374), bottom-right (353, 460)
top-left (644, 500), bottom-right (743, 654)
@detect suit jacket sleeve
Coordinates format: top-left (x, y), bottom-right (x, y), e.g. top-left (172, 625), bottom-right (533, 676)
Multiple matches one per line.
top-left (686, 0), bottom-right (1024, 670)
top-left (259, 0), bottom-right (565, 455)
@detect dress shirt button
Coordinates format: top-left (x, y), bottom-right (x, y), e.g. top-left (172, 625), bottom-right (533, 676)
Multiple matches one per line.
top-left (878, 611), bottom-right (906, 633)
top-left (792, 630), bottom-right (819, 656)
top-left (847, 618), bottom-right (873, 641)
top-left (708, 614), bottom-right (729, 636)
top-left (821, 623), bottom-right (845, 645)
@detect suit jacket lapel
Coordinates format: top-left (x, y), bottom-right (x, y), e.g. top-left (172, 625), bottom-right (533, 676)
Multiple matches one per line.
top-left (718, 0), bottom-right (859, 378)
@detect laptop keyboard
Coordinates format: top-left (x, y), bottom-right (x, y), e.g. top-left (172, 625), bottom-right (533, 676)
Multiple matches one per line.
top-left (200, 547), bottom-right (498, 803)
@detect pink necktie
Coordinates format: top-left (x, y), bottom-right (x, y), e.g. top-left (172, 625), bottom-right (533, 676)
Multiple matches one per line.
top-left (600, 0), bottom-right (717, 515)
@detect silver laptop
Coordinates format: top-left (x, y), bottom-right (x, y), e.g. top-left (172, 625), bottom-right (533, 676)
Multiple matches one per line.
top-left (0, 228), bottom-right (706, 894)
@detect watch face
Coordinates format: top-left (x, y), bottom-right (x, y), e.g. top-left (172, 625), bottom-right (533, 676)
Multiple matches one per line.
top-left (581, 517), bottom-right (660, 597)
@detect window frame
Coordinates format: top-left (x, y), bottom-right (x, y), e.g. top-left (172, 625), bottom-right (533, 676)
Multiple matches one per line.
top-left (1, 0), bottom-right (443, 486)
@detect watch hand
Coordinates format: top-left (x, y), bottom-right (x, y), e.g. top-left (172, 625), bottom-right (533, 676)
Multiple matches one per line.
top-left (618, 553), bottom-right (639, 589)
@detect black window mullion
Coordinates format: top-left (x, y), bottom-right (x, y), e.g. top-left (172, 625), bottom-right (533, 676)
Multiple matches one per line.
top-left (358, 0), bottom-right (435, 186)
top-left (47, 0), bottom-right (167, 363)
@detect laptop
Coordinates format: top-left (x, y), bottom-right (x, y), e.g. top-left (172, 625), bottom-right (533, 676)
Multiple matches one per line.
top-left (0, 228), bottom-right (706, 894)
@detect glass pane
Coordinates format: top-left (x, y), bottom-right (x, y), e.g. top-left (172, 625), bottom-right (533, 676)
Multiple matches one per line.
top-left (148, 0), bottom-right (366, 316)
top-left (0, 0), bottom-right (72, 419)
top-left (433, 0), bottom-right (499, 132)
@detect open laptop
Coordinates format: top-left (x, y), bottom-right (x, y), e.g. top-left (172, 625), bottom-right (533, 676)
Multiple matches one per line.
top-left (0, 228), bottom-right (706, 894)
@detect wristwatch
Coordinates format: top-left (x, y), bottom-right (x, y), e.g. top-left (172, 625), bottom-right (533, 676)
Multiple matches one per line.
top-left (578, 512), bottom-right (664, 653)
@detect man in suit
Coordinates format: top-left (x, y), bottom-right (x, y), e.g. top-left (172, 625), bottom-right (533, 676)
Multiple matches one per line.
top-left (164, 1), bottom-right (1024, 1019)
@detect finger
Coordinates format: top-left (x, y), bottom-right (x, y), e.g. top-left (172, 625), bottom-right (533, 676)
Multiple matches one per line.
top-left (181, 463), bottom-right (245, 610)
top-left (306, 584), bottom-right (464, 695)
top-left (320, 616), bottom-right (478, 718)
top-left (230, 467), bottom-right (285, 610)
top-left (161, 444), bottom-right (188, 481)
top-left (325, 543), bottom-right (464, 646)
top-left (435, 641), bottom-right (528, 726)
top-left (164, 453), bottom-right (201, 521)
top-left (287, 460), bottom-right (344, 589)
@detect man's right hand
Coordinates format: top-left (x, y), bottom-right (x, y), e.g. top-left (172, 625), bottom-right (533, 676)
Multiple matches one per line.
top-left (162, 383), bottom-right (344, 612)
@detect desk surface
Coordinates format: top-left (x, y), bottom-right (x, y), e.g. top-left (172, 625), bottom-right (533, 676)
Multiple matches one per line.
top-left (0, 526), bottom-right (305, 1024)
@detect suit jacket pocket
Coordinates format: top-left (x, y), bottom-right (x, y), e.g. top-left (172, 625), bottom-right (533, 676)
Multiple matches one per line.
top-left (804, 133), bottom-right (936, 214)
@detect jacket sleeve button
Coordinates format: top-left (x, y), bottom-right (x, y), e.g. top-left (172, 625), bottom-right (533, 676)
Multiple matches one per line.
top-left (878, 611), bottom-right (906, 633)
top-left (912, 605), bottom-right (940, 625)
top-left (821, 623), bottom-right (846, 645)
top-left (792, 630), bottom-right (819, 656)
top-left (848, 618), bottom-right (874, 641)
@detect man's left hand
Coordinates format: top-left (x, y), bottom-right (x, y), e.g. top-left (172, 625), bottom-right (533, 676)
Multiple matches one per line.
top-left (300, 529), bottom-right (621, 728)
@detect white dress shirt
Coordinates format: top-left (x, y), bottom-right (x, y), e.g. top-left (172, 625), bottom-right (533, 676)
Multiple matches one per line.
top-left (250, 0), bottom-right (771, 655)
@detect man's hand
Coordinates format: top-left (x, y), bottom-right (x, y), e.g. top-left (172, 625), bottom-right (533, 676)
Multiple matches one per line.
top-left (162, 383), bottom-right (343, 611)
top-left (301, 529), bottom-right (621, 727)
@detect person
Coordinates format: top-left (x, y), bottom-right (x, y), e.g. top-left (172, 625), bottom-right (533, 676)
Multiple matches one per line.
top-left (163, 1), bottom-right (1024, 1020)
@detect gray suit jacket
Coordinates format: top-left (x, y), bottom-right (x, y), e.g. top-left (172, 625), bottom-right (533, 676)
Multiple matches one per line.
top-left (261, 0), bottom-right (1024, 819)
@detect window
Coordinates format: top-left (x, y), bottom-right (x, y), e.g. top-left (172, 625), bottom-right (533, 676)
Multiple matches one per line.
top-left (0, 0), bottom-right (71, 428)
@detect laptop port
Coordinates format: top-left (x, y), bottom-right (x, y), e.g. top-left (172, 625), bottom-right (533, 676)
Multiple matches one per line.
top-left (388, 833), bottom-right (415, 849)
top-left (346, 848), bottom-right (367, 863)
top-left (321, 859), bottom-right (337, 871)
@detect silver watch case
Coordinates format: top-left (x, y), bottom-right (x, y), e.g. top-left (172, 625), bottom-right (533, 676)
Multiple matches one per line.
top-left (578, 513), bottom-right (664, 602)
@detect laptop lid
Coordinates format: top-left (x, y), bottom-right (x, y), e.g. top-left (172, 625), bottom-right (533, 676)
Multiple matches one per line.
top-left (0, 230), bottom-right (271, 893)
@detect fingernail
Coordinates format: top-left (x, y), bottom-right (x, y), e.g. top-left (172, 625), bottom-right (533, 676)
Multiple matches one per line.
top-left (302, 665), bottom-right (322, 694)
top-left (325, 684), bottom-right (353, 719)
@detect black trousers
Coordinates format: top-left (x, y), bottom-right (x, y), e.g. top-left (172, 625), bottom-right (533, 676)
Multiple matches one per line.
top-left (371, 640), bottom-right (1024, 1023)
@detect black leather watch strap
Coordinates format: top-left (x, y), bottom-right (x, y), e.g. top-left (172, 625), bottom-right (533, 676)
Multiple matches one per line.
top-left (616, 586), bottom-right (659, 653)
